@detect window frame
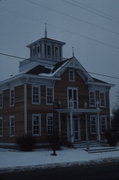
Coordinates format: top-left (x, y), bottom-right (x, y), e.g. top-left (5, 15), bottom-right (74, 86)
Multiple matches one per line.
top-left (100, 115), bottom-right (107, 133)
top-left (90, 115), bottom-right (97, 134)
top-left (0, 117), bottom-right (3, 137)
top-left (32, 114), bottom-right (41, 136)
top-left (46, 87), bottom-right (53, 105)
top-left (89, 91), bottom-right (96, 107)
top-left (10, 88), bottom-right (15, 107)
top-left (32, 85), bottom-right (40, 104)
top-left (67, 87), bottom-right (78, 109)
top-left (54, 45), bottom-right (59, 57)
top-left (100, 92), bottom-right (106, 107)
top-left (9, 115), bottom-right (15, 137)
top-left (47, 113), bottom-right (53, 135)
top-left (69, 70), bottom-right (75, 82)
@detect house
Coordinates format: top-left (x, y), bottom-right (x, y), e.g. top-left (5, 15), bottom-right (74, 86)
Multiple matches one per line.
top-left (0, 32), bottom-right (113, 146)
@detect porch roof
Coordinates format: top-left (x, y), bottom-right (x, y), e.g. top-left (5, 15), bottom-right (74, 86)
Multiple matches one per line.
top-left (56, 108), bottom-right (101, 113)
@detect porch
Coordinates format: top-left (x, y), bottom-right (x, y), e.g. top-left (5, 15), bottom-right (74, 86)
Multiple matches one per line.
top-left (56, 107), bottom-right (103, 144)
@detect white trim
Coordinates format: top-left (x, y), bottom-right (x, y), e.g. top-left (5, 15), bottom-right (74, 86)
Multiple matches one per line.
top-left (87, 81), bottom-right (114, 87)
top-left (89, 91), bottom-right (96, 107)
top-left (67, 87), bottom-right (78, 109)
top-left (90, 115), bottom-right (97, 134)
top-left (69, 69), bottom-right (75, 82)
top-left (9, 115), bottom-right (15, 137)
top-left (99, 92), bottom-right (106, 108)
top-left (9, 88), bottom-right (15, 107)
top-left (46, 87), bottom-right (53, 105)
top-left (100, 115), bottom-right (107, 134)
top-left (46, 113), bottom-right (53, 135)
top-left (32, 114), bottom-right (41, 136)
top-left (32, 85), bottom-right (40, 104)
top-left (0, 117), bottom-right (3, 137)
top-left (57, 108), bottom-right (101, 113)
top-left (73, 115), bottom-right (80, 141)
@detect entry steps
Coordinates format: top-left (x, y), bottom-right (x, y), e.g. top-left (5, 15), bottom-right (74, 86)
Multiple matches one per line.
top-left (73, 141), bottom-right (108, 148)
top-left (87, 146), bottom-right (117, 153)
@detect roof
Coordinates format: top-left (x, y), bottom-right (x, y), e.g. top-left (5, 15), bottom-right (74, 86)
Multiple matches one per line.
top-left (93, 78), bottom-right (108, 84)
top-left (52, 58), bottom-right (71, 73)
top-left (27, 37), bottom-right (65, 47)
top-left (26, 65), bottom-right (51, 75)
top-left (26, 58), bottom-right (71, 75)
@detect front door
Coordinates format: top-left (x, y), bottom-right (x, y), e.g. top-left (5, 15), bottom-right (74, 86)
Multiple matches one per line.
top-left (73, 115), bottom-right (80, 142)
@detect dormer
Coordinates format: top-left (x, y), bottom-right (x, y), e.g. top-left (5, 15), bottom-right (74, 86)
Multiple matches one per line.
top-left (27, 37), bottom-right (65, 64)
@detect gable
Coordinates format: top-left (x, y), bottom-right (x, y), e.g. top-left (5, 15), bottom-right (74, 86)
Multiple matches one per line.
top-left (53, 57), bottom-right (94, 83)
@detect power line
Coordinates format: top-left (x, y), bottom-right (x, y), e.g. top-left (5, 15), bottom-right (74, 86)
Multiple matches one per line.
top-left (62, 0), bottom-right (119, 24)
top-left (1, 5), bottom-right (119, 51)
top-left (0, 52), bottom-right (25, 60)
top-left (0, 51), bottom-right (119, 80)
top-left (72, 0), bottom-right (119, 22)
top-left (25, 0), bottom-right (119, 36)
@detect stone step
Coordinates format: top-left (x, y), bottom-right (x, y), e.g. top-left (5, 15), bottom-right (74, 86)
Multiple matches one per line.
top-left (88, 147), bottom-right (117, 153)
top-left (73, 141), bottom-right (105, 148)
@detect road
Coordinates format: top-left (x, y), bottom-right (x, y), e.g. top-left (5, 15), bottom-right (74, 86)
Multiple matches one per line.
top-left (0, 161), bottom-right (119, 180)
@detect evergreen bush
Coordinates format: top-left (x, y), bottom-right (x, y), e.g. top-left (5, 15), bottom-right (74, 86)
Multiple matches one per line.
top-left (16, 135), bottom-right (36, 151)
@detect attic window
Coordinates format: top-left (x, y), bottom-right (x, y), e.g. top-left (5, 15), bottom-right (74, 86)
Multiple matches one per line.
top-left (69, 70), bottom-right (75, 81)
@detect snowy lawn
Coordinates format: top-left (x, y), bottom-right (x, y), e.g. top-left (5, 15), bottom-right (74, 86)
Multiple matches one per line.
top-left (0, 147), bottom-right (119, 172)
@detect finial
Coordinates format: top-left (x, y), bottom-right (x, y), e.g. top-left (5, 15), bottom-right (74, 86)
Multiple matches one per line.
top-left (45, 23), bottom-right (47, 38)
top-left (72, 47), bottom-right (74, 57)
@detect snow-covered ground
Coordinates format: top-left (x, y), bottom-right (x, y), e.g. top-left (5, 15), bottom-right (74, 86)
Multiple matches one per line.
top-left (0, 147), bottom-right (119, 172)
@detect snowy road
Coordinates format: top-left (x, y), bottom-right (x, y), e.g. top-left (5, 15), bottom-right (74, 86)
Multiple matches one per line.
top-left (0, 161), bottom-right (119, 180)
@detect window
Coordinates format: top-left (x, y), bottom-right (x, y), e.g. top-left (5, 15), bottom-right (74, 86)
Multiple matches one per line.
top-left (32, 86), bottom-right (40, 104)
top-left (47, 114), bottom-right (53, 135)
top-left (89, 92), bottom-right (95, 107)
top-left (33, 46), bottom-right (36, 56)
top-left (100, 115), bottom-right (107, 133)
top-left (55, 46), bottom-right (58, 57)
top-left (90, 115), bottom-right (97, 134)
top-left (69, 70), bottom-right (75, 81)
top-left (52, 45), bottom-right (54, 56)
top-left (46, 87), bottom-right (53, 104)
top-left (32, 114), bottom-right (41, 136)
top-left (100, 92), bottom-right (106, 107)
top-left (10, 89), bottom-right (15, 106)
top-left (0, 117), bottom-right (3, 136)
top-left (9, 115), bottom-right (15, 137)
top-left (37, 46), bottom-right (40, 53)
top-left (68, 88), bottom-right (78, 109)
top-left (0, 92), bottom-right (3, 109)
top-left (47, 45), bottom-right (51, 56)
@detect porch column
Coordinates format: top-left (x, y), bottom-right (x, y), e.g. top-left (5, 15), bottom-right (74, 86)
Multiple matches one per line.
top-left (97, 110), bottom-right (101, 141)
top-left (70, 112), bottom-right (74, 143)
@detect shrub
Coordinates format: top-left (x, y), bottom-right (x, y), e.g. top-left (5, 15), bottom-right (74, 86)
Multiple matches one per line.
top-left (105, 129), bottom-right (117, 146)
top-left (16, 135), bottom-right (36, 151)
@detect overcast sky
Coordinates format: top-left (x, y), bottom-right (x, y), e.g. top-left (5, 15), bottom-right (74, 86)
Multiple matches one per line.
top-left (0, 0), bottom-right (119, 111)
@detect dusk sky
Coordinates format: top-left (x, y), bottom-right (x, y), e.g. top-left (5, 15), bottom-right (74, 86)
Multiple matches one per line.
top-left (0, 0), bottom-right (119, 111)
